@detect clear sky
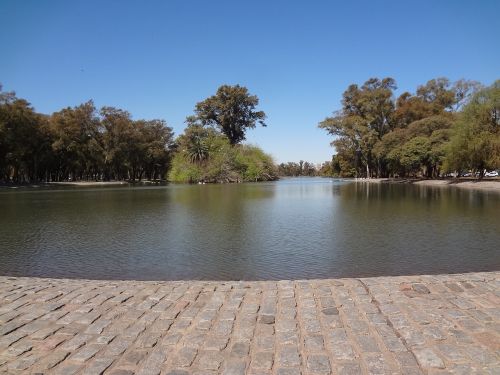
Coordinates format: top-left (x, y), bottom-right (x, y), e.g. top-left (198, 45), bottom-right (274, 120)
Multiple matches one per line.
top-left (1, 0), bottom-right (499, 164)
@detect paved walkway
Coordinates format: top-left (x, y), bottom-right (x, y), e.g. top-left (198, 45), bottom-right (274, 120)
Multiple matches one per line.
top-left (0, 272), bottom-right (499, 375)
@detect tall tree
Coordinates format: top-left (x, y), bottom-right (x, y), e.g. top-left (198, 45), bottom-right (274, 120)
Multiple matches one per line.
top-left (0, 92), bottom-right (48, 183)
top-left (320, 77), bottom-right (488, 179)
top-left (319, 77), bottom-right (397, 178)
top-left (50, 101), bottom-right (103, 181)
top-left (446, 81), bottom-right (500, 177)
top-left (100, 107), bottom-right (136, 180)
top-left (137, 119), bottom-right (175, 180)
top-left (452, 79), bottom-right (482, 111)
top-left (416, 78), bottom-right (456, 111)
top-left (194, 85), bottom-right (266, 145)
top-left (0, 84), bottom-right (176, 183)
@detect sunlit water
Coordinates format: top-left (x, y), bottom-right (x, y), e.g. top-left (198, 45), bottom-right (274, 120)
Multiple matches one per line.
top-left (0, 178), bottom-right (499, 280)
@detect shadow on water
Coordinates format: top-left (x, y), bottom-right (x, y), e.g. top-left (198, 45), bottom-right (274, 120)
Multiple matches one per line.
top-left (0, 178), bottom-right (498, 280)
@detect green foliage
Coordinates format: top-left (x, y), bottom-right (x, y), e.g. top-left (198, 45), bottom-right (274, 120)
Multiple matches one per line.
top-left (167, 154), bottom-right (204, 183)
top-left (319, 77), bottom-right (496, 178)
top-left (445, 81), bottom-right (500, 176)
top-left (318, 161), bottom-right (335, 177)
top-left (235, 146), bottom-right (276, 181)
top-left (169, 86), bottom-right (273, 183)
top-left (398, 137), bottom-right (431, 176)
top-left (0, 86), bottom-right (175, 183)
top-left (319, 77), bottom-right (397, 177)
top-left (0, 94), bottom-right (52, 182)
top-left (277, 161), bottom-right (318, 177)
top-left (0, 82), bottom-right (272, 184)
top-left (194, 85), bottom-right (266, 145)
top-left (169, 128), bottom-right (277, 183)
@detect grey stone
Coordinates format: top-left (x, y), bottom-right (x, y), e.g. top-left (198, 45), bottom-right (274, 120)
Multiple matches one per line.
top-left (174, 346), bottom-right (198, 367)
top-left (321, 307), bottom-right (339, 315)
top-left (306, 354), bottom-right (331, 374)
top-left (412, 284), bottom-right (430, 294)
top-left (252, 351), bottom-right (273, 369)
top-left (198, 350), bottom-right (224, 370)
top-left (278, 345), bottom-right (300, 367)
top-left (413, 348), bottom-right (445, 369)
top-left (337, 363), bottom-right (362, 375)
top-left (136, 347), bottom-right (167, 375)
top-left (222, 359), bottom-right (246, 375)
top-left (231, 341), bottom-right (250, 357)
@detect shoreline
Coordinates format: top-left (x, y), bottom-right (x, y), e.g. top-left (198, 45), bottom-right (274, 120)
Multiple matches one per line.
top-left (48, 181), bottom-right (129, 186)
top-left (1, 271), bottom-right (498, 374)
top-left (0, 180), bottom-right (166, 189)
top-left (1, 177), bottom-right (499, 191)
top-left (0, 269), bottom-right (497, 283)
top-left (354, 177), bottom-right (500, 192)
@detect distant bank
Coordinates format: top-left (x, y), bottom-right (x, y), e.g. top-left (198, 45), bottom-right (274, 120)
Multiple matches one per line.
top-left (0, 180), bottom-right (158, 189)
top-left (355, 178), bottom-right (500, 192)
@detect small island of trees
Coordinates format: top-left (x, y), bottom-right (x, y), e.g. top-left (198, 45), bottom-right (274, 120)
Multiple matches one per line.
top-left (169, 85), bottom-right (277, 183)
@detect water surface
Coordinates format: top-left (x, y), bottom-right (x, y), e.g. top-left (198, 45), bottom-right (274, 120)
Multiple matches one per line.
top-left (1, 178), bottom-right (499, 280)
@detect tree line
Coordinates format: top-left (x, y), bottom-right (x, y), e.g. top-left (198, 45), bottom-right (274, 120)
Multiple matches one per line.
top-left (0, 84), bottom-right (275, 184)
top-left (319, 78), bottom-right (499, 178)
top-left (2, 78), bottom-right (498, 184)
top-left (0, 88), bottom-right (175, 183)
top-left (277, 161), bottom-right (344, 178)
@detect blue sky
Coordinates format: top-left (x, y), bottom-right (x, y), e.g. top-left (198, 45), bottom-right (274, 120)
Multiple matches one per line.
top-left (1, 0), bottom-right (499, 164)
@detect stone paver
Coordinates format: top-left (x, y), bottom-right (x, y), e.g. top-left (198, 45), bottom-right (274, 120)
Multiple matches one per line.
top-left (0, 272), bottom-right (499, 374)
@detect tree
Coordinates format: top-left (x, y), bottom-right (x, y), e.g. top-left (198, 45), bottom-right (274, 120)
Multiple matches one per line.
top-left (194, 85), bottom-right (266, 145)
top-left (169, 125), bottom-right (277, 183)
top-left (416, 78), bottom-right (456, 111)
top-left (135, 119), bottom-right (175, 180)
top-left (318, 161), bottom-right (334, 176)
top-left (100, 107), bottom-right (174, 181)
top-left (177, 119), bottom-right (213, 164)
top-left (452, 79), bottom-right (482, 111)
top-left (320, 77), bottom-right (484, 179)
top-left (0, 92), bottom-right (49, 183)
top-left (50, 101), bottom-right (103, 181)
top-left (0, 84), bottom-right (176, 183)
top-left (319, 77), bottom-right (397, 178)
top-left (99, 107), bottom-right (128, 179)
top-left (398, 137), bottom-right (431, 177)
top-left (446, 81), bottom-right (500, 176)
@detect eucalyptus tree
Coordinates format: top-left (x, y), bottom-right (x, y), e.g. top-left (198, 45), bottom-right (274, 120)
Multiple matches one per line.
top-left (320, 77), bottom-right (489, 178)
top-left (0, 90), bottom-right (50, 183)
top-left (319, 77), bottom-right (397, 178)
top-left (137, 119), bottom-right (175, 180)
top-left (50, 101), bottom-right (103, 181)
top-left (100, 107), bottom-right (174, 181)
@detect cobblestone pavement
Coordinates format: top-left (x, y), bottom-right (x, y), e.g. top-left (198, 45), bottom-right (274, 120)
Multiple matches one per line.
top-left (0, 272), bottom-right (499, 375)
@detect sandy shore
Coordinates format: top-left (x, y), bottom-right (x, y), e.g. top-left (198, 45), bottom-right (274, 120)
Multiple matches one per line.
top-left (355, 178), bottom-right (500, 192)
top-left (0, 181), bottom-right (163, 189)
top-left (48, 181), bottom-right (129, 186)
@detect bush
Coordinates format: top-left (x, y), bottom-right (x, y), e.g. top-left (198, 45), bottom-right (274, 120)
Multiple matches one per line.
top-left (168, 130), bottom-right (278, 183)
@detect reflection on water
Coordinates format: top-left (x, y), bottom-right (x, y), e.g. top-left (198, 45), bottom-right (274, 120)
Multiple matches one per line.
top-left (0, 178), bottom-right (498, 280)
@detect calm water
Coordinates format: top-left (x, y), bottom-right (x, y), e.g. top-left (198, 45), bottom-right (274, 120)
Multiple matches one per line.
top-left (0, 178), bottom-right (499, 280)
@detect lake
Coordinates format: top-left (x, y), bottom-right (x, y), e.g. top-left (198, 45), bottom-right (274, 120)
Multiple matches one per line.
top-left (0, 178), bottom-right (499, 280)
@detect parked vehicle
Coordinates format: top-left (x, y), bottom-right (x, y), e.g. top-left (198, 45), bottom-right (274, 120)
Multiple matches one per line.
top-left (485, 171), bottom-right (499, 177)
